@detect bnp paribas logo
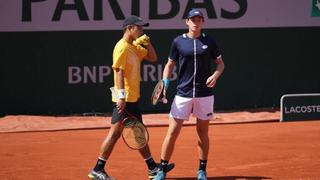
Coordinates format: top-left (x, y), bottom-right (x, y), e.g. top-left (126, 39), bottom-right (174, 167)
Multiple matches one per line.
top-left (312, 0), bottom-right (320, 17)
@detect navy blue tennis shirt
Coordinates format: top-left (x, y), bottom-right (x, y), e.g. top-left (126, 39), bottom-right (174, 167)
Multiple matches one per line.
top-left (169, 33), bottom-right (221, 98)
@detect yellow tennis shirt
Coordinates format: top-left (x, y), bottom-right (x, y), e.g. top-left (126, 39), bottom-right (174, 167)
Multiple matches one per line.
top-left (112, 38), bottom-right (147, 102)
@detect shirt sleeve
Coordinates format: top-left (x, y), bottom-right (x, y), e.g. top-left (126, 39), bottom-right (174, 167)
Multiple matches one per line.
top-left (209, 37), bottom-right (221, 59)
top-left (168, 38), bottom-right (179, 62)
top-left (112, 46), bottom-right (127, 70)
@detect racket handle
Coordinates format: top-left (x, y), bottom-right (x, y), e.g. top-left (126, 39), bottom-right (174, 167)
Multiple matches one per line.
top-left (162, 88), bottom-right (168, 104)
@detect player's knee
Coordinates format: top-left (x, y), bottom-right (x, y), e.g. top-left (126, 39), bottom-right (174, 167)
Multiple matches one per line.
top-left (197, 133), bottom-right (209, 142)
top-left (196, 125), bottom-right (209, 135)
top-left (110, 130), bottom-right (122, 141)
top-left (167, 129), bottom-right (180, 139)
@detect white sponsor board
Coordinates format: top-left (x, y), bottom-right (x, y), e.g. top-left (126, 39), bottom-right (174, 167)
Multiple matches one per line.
top-left (0, 0), bottom-right (320, 32)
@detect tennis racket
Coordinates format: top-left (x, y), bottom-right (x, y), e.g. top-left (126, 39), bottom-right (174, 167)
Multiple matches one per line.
top-left (121, 113), bottom-right (149, 150)
top-left (109, 87), bottom-right (149, 150)
top-left (151, 80), bottom-right (168, 105)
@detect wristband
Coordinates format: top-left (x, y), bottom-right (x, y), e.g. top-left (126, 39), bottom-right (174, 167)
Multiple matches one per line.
top-left (163, 78), bottom-right (170, 90)
top-left (117, 89), bottom-right (126, 99)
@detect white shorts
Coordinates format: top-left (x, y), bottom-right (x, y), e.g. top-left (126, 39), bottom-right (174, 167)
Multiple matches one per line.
top-left (169, 95), bottom-right (214, 121)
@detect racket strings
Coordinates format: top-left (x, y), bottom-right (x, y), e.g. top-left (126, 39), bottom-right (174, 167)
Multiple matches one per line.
top-left (122, 119), bottom-right (148, 149)
top-left (151, 81), bottom-right (164, 105)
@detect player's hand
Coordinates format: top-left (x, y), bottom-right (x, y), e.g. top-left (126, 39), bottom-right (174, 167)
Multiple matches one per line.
top-left (133, 34), bottom-right (150, 47)
top-left (133, 34), bottom-right (149, 56)
top-left (117, 99), bottom-right (126, 114)
top-left (136, 44), bottom-right (148, 55)
top-left (206, 76), bottom-right (217, 88)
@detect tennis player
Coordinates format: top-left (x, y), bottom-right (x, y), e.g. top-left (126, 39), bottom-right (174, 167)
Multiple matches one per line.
top-left (153, 9), bottom-right (225, 180)
top-left (88, 15), bottom-right (174, 180)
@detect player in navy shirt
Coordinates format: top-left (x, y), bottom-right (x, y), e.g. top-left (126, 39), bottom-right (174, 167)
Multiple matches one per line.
top-left (170, 32), bottom-right (221, 98)
top-left (154, 9), bottom-right (225, 180)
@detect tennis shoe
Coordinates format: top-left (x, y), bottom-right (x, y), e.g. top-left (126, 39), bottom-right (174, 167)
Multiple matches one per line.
top-left (152, 170), bottom-right (166, 180)
top-left (88, 169), bottom-right (115, 180)
top-left (197, 170), bottom-right (207, 180)
top-left (148, 163), bottom-right (175, 179)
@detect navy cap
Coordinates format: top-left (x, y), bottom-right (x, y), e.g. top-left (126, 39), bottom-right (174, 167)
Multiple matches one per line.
top-left (123, 15), bottom-right (149, 28)
top-left (187, 9), bottom-right (204, 18)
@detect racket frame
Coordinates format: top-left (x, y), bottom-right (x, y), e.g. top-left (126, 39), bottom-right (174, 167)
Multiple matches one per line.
top-left (151, 80), bottom-right (167, 105)
top-left (121, 115), bottom-right (149, 150)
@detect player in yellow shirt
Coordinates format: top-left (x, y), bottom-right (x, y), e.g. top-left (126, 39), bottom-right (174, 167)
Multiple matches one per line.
top-left (88, 16), bottom-right (174, 180)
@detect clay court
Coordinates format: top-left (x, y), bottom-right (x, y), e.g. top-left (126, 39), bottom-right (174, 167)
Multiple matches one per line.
top-left (0, 110), bottom-right (320, 180)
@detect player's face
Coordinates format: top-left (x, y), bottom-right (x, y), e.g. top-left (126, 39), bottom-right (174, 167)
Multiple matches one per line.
top-left (130, 25), bottom-right (144, 39)
top-left (186, 16), bottom-right (204, 32)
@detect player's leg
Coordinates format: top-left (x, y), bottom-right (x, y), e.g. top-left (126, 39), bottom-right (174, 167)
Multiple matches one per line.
top-left (88, 122), bottom-right (122, 180)
top-left (161, 117), bottom-right (184, 162)
top-left (139, 144), bottom-right (174, 179)
top-left (125, 102), bottom-right (170, 179)
top-left (125, 103), bottom-right (157, 169)
top-left (139, 144), bottom-right (158, 178)
top-left (88, 104), bottom-right (124, 180)
top-left (140, 143), bottom-right (175, 179)
top-left (99, 122), bottom-right (123, 160)
top-left (196, 119), bottom-right (209, 180)
top-left (196, 118), bottom-right (210, 168)
top-left (153, 118), bottom-right (184, 180)
top-left (162, 96), bottom-right (193, 162)
top-left (128, 103), bottom-right (154, 164)
top-left (193, 96), bottom-right (214, 180)
top-left (154, 96), bottom-right (193, 180)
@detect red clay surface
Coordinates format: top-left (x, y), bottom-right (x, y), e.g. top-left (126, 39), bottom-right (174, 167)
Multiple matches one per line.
top-left (0, 109), bottom-right (320, 180)
top-left (0, 109), bottom-right (279, 133)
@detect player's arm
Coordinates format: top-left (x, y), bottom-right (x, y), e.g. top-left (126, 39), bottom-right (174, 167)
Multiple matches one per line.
top-left (133, 34), bottom-right (157, 62)
top-left (162, 59), bottom-right (176, 94)
top-left (163, 59), bottom-right (176, 80)
top-left (162, 38), bottom-right (178, 91)
top-left (114, 68), bottom-right (126, 114)
top-left (206, 55), bottom-right (225, 88)
top-left (144, 41), bottom-right (157, 62)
